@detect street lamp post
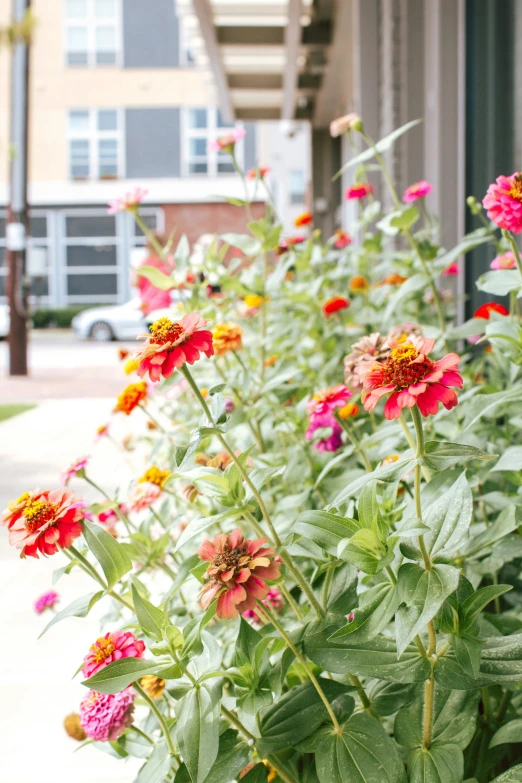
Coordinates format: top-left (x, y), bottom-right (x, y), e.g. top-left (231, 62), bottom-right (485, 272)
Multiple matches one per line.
top-left (6, 0), bottom-right (31, 376)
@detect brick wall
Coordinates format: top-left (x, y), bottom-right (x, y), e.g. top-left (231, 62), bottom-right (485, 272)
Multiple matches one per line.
top-left (161, 201), bottom-right (266, 247)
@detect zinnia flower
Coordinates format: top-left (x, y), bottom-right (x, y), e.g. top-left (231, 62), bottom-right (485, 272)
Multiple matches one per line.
top-left (3, 489), bottom-right (84, 558)
top-left (379, 273), bottom-right (408, 286)
top-left (305, 412), bottom-right (343, 454)
top-left (208, 126), bottom-right (246, 153)
top-left (483, 173), bottom-right (522, 233)
top-left (63, 712), bottom-right (87, 742)
top-left (330, 113), bottom-right (362, 137)
top-left (123, 357), bottom-right (139, 375)
top-left (244, 294), bottom-right (264, 309)
top-left (198, 529), bottom-right (281, 620)
top-left (96, 423), bottom-right (110, 440)
top-left (333, 230), bottom-right (351, 249)
top-left (82, 630), bottom-right (145, 679)
top-left (79, 689), bottom-right (135, 742)
top-left (140, 675), bottom-right (165, 700)
top-left (345, 183), bottom-right (373, 200)
top-left (343, 325), bottom-right (422, 390)
top-left (212, 322), bottom-right (243, 355)
top-left (305, 385), bottom-right (353, 454)
top-left (403, 180), bottom-right (432, 203)
top-left (322, 296), bottom-right (349, 317)
top-left (358, 336), bottom-right (463, 420)
top-left (243, 587), bottom-right (284, 625)
top-left (474, 302), bottom-right (509, 319)
top-left (60, 456), bottom-right (89, 486)
top-left (123, 482), bottom-right (161, 514)
top-left (34, 590), bottom-right (59, 614)
top-left (139, 466), bottom-right (171, 489)
top-left (98, 508), bottom-right (118, 525)
top-left (294, 211), bottom-right (312, 227)
top-left (307, 385), bottom-right (352, 418)
top-left (442, 263), bottom-right (459, 276)
top-left (349, 276), bottom-right (368, 292)
top-left (114, 381), bottom-right (148, 415)
top-left (246, 166), bottom-right (269, 180)
top-left (118, 348), bottom-right (129, 361)
top-left (490, 251), bottom-right (516, 270)
top-left (107, 187), bottom-right (148, 215)
top-left (338, 402), bottom-right (359, 418)
top-left (135, 313), bottom-right (213, 382)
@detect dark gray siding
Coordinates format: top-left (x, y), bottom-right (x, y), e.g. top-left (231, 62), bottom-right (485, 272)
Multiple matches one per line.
top-left (125, 108), bottom-right (181, 178)
top-left (243, 123), bottom-right (257, 170)
top-left (123, 0), bottom-right (179, 68)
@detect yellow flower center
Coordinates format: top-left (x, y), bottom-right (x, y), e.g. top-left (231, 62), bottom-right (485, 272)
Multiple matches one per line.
top-left (90, 636), bottom-right (115, 663)
top-left (8, 491), bottom-right (30, 510)
top-left (381, 344), bottom-right (433, 388)
top-left (23, 499), bottom-right (57, 532)
top-left (149, 317), bottom-right (185, 345)
top-left (509, 174), bottom-right (522, 202)
top-left (139, 466), bottom-right (171, 488)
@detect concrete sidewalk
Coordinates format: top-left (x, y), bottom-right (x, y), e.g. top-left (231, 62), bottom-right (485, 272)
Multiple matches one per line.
top-left (0, 400), bottom-right (142, 783)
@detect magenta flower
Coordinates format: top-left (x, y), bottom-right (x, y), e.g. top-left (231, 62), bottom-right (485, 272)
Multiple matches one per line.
top-left (243, 587), bottom-right (284, 625)
top-left (306, 385), bottom-right (353, 418)
top-left (490, 250), bottom-right (516, 270)
top-left (60, 456), bottom-right (90, 486)
top-left (98, 508), bottom-right (119, 525)
top-left (208, 127), bottom-right (246, 153)
top-left (34, 590), bottom-right (59, 614)
top-left (345, 183), bottom-right (373, 200)
top-left (483, 173), bottom-right (522, 234)
top-left (107, 187), bottom-right (148, 215)
top-left (79, 689), bottom-right (135, 742)
top-left (442, 263), bottom-right (459, 276)
top-left (305, 412), bottom-right (343, 454)
top-left (82, 630), bottom-right (146, 679)
top-left (403, 180), bottom-right (432, 203)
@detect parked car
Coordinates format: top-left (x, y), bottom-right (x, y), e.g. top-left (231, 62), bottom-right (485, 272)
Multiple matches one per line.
top-left (71, 298), bottom-right (148, 341)
top-left (0, 304), bottom-right (9, 339)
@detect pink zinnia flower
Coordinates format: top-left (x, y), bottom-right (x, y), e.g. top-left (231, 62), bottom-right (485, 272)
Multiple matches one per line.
top-left (107, 187), bottom-right (148, 215)
top-left (123, 482), bottom-right (161, 514)
top-left (306, 385), bottom-right (353, 418)
top-left (333, 230), bottom-right (352, 249)
top-left (60, 456), bottom-right (90, 486)
top-left (98, 508), bottom-right (119, 525)
top-left (3, 488), bottom-right (84, 559)
top-left (483, 173), bottom-right (522, 233)
top-left (305, 412), bottom-right (343, 454)
top-left (34, 590), bottom-right (59, 614)
top-left (403, 180), bottom-right (432, 203)
top-left (135, 313), bottom-right (214, 383)
top-left (330, 113), bottom-right (362, 138)
top-left (345, 183), bottom-right (373, 200)
top-left (442, 263), bottom-right (459, 276)
top-left (208, 127), bottom-right (246, 153)
top-left (243, 587), bottom-right (284, 625)
top-left (82, 630), bottom-right (145, 679)
top-left (198, 529), bottom-right (280, 620)
top-left (79, 689), bottom-right (135, 742)
top-left (490, 251), bottom-right (516, 270)
top-left (359, 336), bottom-right (463, 420)
top-left (246, 166), bottom-right (269, 180)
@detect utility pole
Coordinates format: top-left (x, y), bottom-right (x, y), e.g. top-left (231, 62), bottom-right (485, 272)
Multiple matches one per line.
top-left (6, 0), bottom-right (31, 376)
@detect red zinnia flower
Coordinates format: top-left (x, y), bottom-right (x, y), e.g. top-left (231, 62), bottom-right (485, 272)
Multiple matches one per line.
top-left (333, 230), bottom-right (351, 249)
top-left (345, 183), bottom-right (373, 200)
top-left (474, 302), bottom-right (509, 319)
top-left (3, 488), bottom-right (84, 558)
top-left (246, 166), bottom-right (270, 180)
top-left (294, 211), bottom-right (312, 227)
top-left (135, 313), bottom-right (214, 383)
top-left (483, 173), bottom-right (522, 234)
top-left (82, 630), bottom-right (146, 679)
top-left (322, 296), bottom-right (350, 317)
top-left (358, 336), bottom-right (463, 420)
top-left (403, 180), bottom-right (432, 203)
top-left (198, 529), bottom-right (281, 620)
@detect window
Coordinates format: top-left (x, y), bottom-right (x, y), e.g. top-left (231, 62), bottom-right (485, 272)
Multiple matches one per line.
top-left (289, 169), bottom-right (306, 205)
top-left (63, 210), bottom-right (119, 304)
top-left (64, 0), bottom-right (121, 67)
top-left (0, 211), bottom-right (51, 304)
top-left (183, 108), bottom-right (244, 176)
top-left (68, 109), bottom-right (123, 180)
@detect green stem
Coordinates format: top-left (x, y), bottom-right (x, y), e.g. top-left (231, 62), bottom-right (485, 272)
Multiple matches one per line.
top-left (65, 545), bottom-right (134, 611)
top-left (399, 413), bottom-right (431, 482)
top-left (84, 475), bottom-right (133, 535)
top-left (257, 603), bottom-right (342, 734)
top-left (334, 411), bottom-right (373, 472)
top-left (139, 403), bottom-right (167, 434)
top-left (481, 687), bottom-right (491, 724)
top-left (385, 565), bottom-right (397, 585)
top-left (133, 682), bottom-right (176, 757)
top-left (348, 674), bottom-right (377, 717)
top-left (423, 673), bottom-right (435, 749)
top-left (322, 562), bottom-right (335, 612)
top-left (181, 365), bottom-right (325, 618)
top-left (496, 689), bottom-right (512, 722)
top-left (411, 407), bottom-right (431, 571)
top-left (505, 231), bottom-right (522, 278)
top-left (134, 212), bottom-right (165, 257)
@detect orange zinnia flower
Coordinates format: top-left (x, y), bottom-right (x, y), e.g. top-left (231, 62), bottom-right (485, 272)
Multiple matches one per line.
top-left (212, 322), bottom-right (243, 355)
top-left (135, 313), bottom-right (214, 383)
top-left (294, 211), bottom-right (312, 227)
top-left (349, 276), bottom-right (369, 292)
top-left (114, 381), bottom-right (148, 415)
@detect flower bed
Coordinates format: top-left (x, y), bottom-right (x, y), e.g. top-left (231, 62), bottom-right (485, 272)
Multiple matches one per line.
top-left (4, 118), bottom-right (522, 783)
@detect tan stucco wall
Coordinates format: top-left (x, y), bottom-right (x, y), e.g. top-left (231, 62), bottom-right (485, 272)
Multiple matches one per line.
top-left (0, 0), bottom-right (210, 186)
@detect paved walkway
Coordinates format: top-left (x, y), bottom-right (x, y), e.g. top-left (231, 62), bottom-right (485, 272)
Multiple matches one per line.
top-left (0, 386), bottom-right (144, 778)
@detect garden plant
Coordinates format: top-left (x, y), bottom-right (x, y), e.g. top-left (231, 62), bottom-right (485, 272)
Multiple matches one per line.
top-left (5, 116), bottom-right (522, 783)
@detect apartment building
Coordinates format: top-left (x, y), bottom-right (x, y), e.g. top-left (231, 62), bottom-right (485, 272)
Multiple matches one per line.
top-left (0, 0), bottom-right (273, 308)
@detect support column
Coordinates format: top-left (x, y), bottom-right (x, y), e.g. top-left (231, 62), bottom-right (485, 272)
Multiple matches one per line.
top-left (311, 129), bottom-right (341, 240)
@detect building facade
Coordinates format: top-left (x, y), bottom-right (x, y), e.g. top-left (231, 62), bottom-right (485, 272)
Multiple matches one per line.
top-left (0, 0), bottom-right (264, 308)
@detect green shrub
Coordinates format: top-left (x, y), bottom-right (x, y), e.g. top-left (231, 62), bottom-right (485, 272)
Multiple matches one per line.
top-left (31, 306), bottom-right (100, 329)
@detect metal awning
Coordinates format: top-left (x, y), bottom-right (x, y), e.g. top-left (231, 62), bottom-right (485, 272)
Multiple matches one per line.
top-left (176, 0), bottom-right (335, 122)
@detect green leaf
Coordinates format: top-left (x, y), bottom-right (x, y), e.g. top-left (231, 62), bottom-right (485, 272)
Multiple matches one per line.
top-left (476, 269), bottom-right (522, 296)
top-left (304, 631), bottom-right (430, 683)
top-left (433, 228), bottom-right (492, 271)
top-left (315, 712), bottom-right (407, 782)
top-left (434, 633), bottom-right (522, 689)
top-left (240, 764), bottom-right (269, 783)
top-left (489, 720), bottom-right (522, 749)
top-left (490, 764), bottom-right (522, 782)
top-left (451, 634), bottom-right (483, 679)
top-left (364, 681), bottom-right (416, 717)
top-left (203, 729), bottom-right (251, 783)
top-left (460, 584), bottom-right (513, 629)
top-left (422, 472), bottom-right (473, 556)
top-left (257, 680), bottom-right (348, 756)
top-left (328, 455), bottom-right (414, 507)
top-left (461, 386), bottom-right (522, 432)
top-left (39, 590), bottom-right (104, 638)
top-left (135, 264), bottom-right (177, 290)
top-left (396, 564), bottom-right (459, 656)
top-left (176, 681), bottom-right (221, 783)
top-left (82, 657), bottom-right (171, 694)
top-left (328, 582), bottom-right (399, 642)
top-left (422, 442), bottom-right (493, 471)
top-left (135, 745), bottom-right (173, 783)
top-left (382, 273), bottom-right (427, 324)
top-left (407, 744), bottom-right (463, 783)
top-left (174, 509), bottom-right (243, 551)
top-left (82, 520), bottom-right (132, 590)
top-left (338, 529), bottom-right (393, 575)
top-left (461, 505), bottom-right (519, 558)
top-left (491, 446), bottom-right (522, 472)
top-left (395, 686), bottom-right (478, 750)
top-left (334, 119), bottom-right (422, 179)
top-left (294, 510), bottom-right (359, 555)
top-left (221, 232), bottom-right (261, 256)
top-left (377, 207), bottom-right (419, 236)
top-left (131, 581), bottom-right (167, 641)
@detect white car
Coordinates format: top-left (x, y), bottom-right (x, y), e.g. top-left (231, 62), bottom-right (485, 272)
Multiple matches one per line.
top-left (71, 298), bottom-right (148, 341)
top-left (0, 304), bottom-right (9, 339)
